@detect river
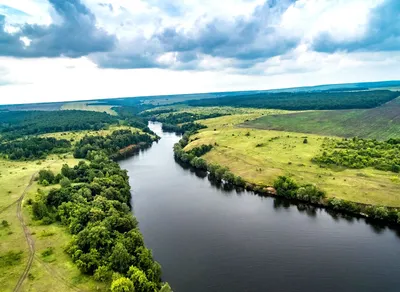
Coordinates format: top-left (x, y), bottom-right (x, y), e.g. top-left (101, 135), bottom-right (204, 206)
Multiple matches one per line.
top-left (119, 122), bottom-right (400, 292)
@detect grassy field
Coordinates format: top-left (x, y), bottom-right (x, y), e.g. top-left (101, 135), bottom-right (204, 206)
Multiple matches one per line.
top-left (0, 124), bottom-right (151, 291)
top-left (185, 113), bottom-right (400, 207)
top-left (62, 102), bottom-right (118, 116)
top-left (40, 125), bottom-right (134, 145)
top-left (21, 173), bottom-right (108, 292)
top-left (242, 97), bottom-right (400, 140)
top-left (0, 155), bottom-right (88, 291)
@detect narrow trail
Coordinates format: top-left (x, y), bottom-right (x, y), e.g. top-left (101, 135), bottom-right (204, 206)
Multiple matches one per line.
top-left (34, 255), bottom-right (89, 292)
top-left (0, 200), bottom-right (17, 215)
top-left (11, 161), bottom-right (88, 292)
top-left (13, 171), bottom-right (38, 292)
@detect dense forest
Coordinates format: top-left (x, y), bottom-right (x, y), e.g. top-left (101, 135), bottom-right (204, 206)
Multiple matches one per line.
top-left (143, 110), bottom-right (218, 134)
top-left (114, 107), bottom-right (154, 133)
top-left (313, 137), bottom-right (400, 173)
top-left (0, 110), bottom-right (117, 139)
top-left (0, 137), bottom-right (71, 160)
top-left (74, 129), bottom-right (156, 161)
top-left (147, 111), bottom-right (226, 125)
top-left (185, 90), bottom-right (398, 110)
top-left (31, 155), bottom-right (168, 291)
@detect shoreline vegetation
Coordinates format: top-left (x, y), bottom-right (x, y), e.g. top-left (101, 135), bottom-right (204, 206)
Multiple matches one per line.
top-left (173, 129), bottom-right (400, 227)
top-left (1, 85), bottom-right (400, 290)
top-left (0, 108), bottom-right (171, 292)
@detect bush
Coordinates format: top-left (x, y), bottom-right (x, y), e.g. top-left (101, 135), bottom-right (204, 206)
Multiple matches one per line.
top-left (0, 251), bottom-right (23, 268)
top-left (111, 277), bottom-right (135, 292)
top-left (41, 247), bottom-right (54, 257)
top-left (296, 184), bottom-right (325, 203)
top-left (365, 206), bottom-right (389, 220)
top-left (1, 220), bottom-right (9, 227)
top-left (273, 176), bottom-right (299, 199)
top-left (94, 266), bottom-right (112, 282)
top-left (60, 177), bottom-right (71, 188)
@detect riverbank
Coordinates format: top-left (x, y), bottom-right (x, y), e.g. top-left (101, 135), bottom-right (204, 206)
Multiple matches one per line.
top-left (120, 121), bottom-right (400, 292)
top-left (173, 126), bottom-right (400, 227)
top-left (0, 126), bottom-right (171, 292)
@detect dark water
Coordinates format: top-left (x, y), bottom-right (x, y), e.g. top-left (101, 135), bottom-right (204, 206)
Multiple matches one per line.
top-left (119, 122), bottom-right (400, 292)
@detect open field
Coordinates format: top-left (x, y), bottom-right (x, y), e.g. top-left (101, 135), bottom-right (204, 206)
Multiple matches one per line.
top-left (0, 149), bottom-right (110, 291)
top-left (62, 102), bottom-right (117, 116)
top-left (40, 125), bottom-right (135, 145)
top-left (242, 97), bottom-right (400, 140)
top-left (21, 181), bottom-right (108, 292)
top-left (185, 113), bottom-right (400, 207)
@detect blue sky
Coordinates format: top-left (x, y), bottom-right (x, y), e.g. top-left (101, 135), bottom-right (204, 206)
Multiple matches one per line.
top-left (0, 0), bottom-right (399, 104)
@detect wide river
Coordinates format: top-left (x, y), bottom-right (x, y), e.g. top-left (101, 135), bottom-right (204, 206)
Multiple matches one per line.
top-left (119, 122), bottom-right (400, 292)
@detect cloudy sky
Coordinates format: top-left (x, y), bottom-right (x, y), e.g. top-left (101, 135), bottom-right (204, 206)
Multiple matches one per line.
top-left (0, 0), bottom-right (399, 104)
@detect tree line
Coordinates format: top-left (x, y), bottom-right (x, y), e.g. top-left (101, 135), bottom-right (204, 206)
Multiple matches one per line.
top-left (32, 149), bottom-right (171, 291)
top-left (74, 129), bottom-right (156, 161)
top-left (0, 110), bottom-right (117, 140)
top-left (313, 137), bottom-right (400, 173)
top-left (142, 109), bottom-right (223, 135)
top-left (173, 135), bottom-right (400, 225)
top-left (184, 90), bottom-right (399, 110)
top-left (0, 137), bottom-right (71, 160)
top-left (147, 111), bottom-right (226, 125)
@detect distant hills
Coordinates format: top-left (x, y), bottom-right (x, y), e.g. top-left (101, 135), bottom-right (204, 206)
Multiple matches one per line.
top-left (1, 80), bottom-right (399, 110)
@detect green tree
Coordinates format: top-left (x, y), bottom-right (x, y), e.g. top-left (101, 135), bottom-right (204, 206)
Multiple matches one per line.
top-left (111, 277), bottom-right (135, 292)
top-left (94, 266), bottom-right (112, 282)
top-left (39, 169), bottom-right (55, 184)
top-left (273, 176), bottom-right (299, 199)
top-left (110, 242), bottom-right (132, 273)
top-left (60, 177), bottom-right (71, 188)
top-left (128, 267), bottom-right (156, 292)
top-left (160, 283), bottom-right (172, 292)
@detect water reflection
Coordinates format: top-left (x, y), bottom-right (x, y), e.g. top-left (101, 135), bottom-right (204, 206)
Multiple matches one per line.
top-left (119, 122), bottom-right (400, 292)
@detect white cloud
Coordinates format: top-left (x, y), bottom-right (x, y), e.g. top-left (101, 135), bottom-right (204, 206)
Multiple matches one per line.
top-left (0, 0), bottom-right (399, 104)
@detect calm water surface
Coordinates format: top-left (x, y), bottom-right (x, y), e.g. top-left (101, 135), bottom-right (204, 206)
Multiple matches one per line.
top-left (119, 122), bottom-right (400, 292)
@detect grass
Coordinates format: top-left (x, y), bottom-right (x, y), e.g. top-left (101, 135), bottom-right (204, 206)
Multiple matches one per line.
top-left (62, 102), bottom-right (118, 116)
top-left (40, 125), bottom-right (135, 145)
top-left (242, 97), bottom-right (400, 140)
top-left (21, 214), bottom-right (108, 292)
top-left (0, 155), bottom-right (85, 291)
top-left (185, 113), bottom-right (400, 207)
top-left (0, 145), bottom-right (110, 291)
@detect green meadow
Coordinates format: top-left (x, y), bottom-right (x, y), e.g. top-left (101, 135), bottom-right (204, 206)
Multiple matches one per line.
top-left (185, 113), bottom-right (400, 207)
top-left (242, 97), bottom-right (400, 140)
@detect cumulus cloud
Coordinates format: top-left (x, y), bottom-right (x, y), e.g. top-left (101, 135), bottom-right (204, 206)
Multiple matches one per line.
top-left (93, 0), bottom-right (299, 69)
top-left (312, 0), bottom-right (400, 53)
top-left (0, 0), bottom-right (399, 75)
top-left (0, 0), bottom-right (115, 58)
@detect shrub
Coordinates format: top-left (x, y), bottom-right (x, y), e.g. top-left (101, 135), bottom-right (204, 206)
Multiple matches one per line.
top-left (41, 179), bottom-right (49, 187)
top-left (273, 176), bottom-right (299, 199)
top-left (41, 247), bottom-right (54, 257)
top-left (296, 184), bottom-right (325, 203)
top-left (39, 170), bottom-right (55, 185)
top-left (0, 251), bottom-right (23, 267)
top-left (111, 277), bottom-right (134, 292)
top-left (60, 177), bottom-right (71, 188)
top-left (94, 266), bottom-right (112, 282)
top-left (1, 220), bottom-right (9, 227)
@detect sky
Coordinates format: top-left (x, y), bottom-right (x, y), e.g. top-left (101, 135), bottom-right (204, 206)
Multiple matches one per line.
top-left (0, 0), bottom-right (399, 105)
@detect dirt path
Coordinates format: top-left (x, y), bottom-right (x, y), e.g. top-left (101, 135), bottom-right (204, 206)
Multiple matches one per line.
top-left (13, 171), bottom-right (38, 292)
top-left (11, 163), bottom-right (87, 292)
top-left (34, 255), bottom-right (88, 292)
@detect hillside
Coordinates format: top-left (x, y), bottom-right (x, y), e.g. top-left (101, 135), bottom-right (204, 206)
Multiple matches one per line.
top-left (242, 97), bottom-right (400, 140)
